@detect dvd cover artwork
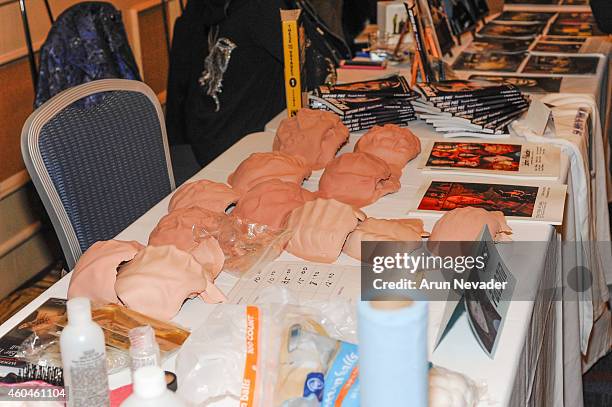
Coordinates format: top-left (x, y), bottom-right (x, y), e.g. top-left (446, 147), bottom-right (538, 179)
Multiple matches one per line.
top-left (531, 42), bottom-right (583, 53)
top-left (540, 35), bottom-right (586, 43)
top-left (468, 75), bottom-right (563, 93)
top-left (452, 52), bottom-right (526, 73)
top-left (522, 55), bottom-right (600, 75)
top-left (465, 38), bottom-right (533, 54)
top-left (505, 0), bottom-right (560, 4)
top-left (427, 0), bottom-right (455, 55)
top-left (555, 12), bottom-right (596, 24)
top-left (477, 21), bottom-right (546, 39)
top-left (561, 0), bottom-right (589, 4)
top-left (495, 11), bottom-right (555, 23)
top-left (547, 22), bottom-right (604, 37)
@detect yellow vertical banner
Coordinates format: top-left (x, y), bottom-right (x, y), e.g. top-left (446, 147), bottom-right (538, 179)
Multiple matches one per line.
top-left (281, 9), bottom-right (303, 117)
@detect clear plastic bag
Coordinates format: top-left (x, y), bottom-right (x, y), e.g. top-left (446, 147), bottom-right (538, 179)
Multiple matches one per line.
top-left (175, 288), bottom-right (357, 407)
top-left (16, 331), bottom-right (129, 374)
top-left (195, 216), bottom-right (292, 276)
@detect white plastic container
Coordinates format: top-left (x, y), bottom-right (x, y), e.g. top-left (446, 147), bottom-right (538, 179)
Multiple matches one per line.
top-left (59, 297), bottom-right (109, 407)
top-left (120, 366), bottom-right (186, 406)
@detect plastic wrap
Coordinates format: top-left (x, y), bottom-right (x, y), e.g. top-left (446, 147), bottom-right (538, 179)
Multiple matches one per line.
top-left (195, 216), bottom-right (292, 277)
top-left (175, 288), bottom-right (357, 406)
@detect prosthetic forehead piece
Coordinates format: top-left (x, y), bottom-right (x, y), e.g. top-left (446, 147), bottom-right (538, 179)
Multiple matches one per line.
top-left (231, 179), bottom-right (316, 229)
top-left (343, 218), bottom-right (424, 260)
top-left (148, 207), bottom-right (226, 275)
top-left (429, 207), bottom-right (512, 242)
top-left (227, 152), bottom-right (312, 193)
top-left (115, 245), bottom-right (226, 321)
top-left (168, 179), bottom-right (241, 213)
top-left (285, 198), bottom-right (365, 263)
top-left (274, 108), bottom-right (349, 170)
top-left (354, 124), bottom-right (421, 173)
top-left (318, 152), bottom-right (401, 208)
top-left (67, 240), bottom-right (144, 304)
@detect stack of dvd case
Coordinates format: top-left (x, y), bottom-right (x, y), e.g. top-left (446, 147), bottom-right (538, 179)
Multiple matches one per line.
top-left (413, 80), bottom-right (530, 138)
top-left (309, 75), bottom-right (419, 132)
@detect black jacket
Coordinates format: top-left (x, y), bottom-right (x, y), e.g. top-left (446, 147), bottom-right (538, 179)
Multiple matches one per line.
top-left (166, 0), bottom-right (286, 166)
top-left (591, 0), bottom-right (612, 34)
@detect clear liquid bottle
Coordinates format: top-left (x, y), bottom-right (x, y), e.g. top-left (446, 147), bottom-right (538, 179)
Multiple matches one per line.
top-left (60, 297), bottom-right (109, 407)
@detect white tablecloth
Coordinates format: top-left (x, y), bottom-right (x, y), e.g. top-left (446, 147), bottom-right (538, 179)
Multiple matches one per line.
top-left (0, 128), bottom-right (567, 407)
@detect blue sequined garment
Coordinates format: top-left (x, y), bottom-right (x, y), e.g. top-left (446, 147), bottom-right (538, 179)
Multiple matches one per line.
top-left (35, 2), bottom-right (141, 108)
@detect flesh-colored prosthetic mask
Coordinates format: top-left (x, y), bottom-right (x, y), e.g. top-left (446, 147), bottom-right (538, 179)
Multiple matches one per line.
top-left (227, 152), bottom-right (311, 193)
top-left (148, 207), bottom-right (225, 275)
top-left (168, 179), bottom-right (241, 213)
top-left (115, 245), bottom-right (226, 320)
top-left (285, 198), bottom-right (365, 263)
top-left (318, 152), bottom-right (401, 208)
top-left (354, 124), bottom-right (421, 173)
top-left (232, 179), bottom-right (316, 229)
top-left (67, 240), bottom-right (143, 304)
top-left (274, 108), bottom-right (349, 170)
top-left (343, 218), bottom-right (425, 260)
top-left (429, 207), bottom-right (512, 242)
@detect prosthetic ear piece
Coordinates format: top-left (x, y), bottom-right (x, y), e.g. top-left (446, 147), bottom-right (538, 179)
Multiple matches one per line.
top-left (168, 179), bottom-right (241, 213)
top-left (343, 218), bottom-right (425, 260)
top-left (274, 108), bottom-right (349, 170)
top-left (285, 198), bottom-right (365, 263)
top-left (354, 124), bottom-right (421, 175)
top-left (227, 152), bottom-right (311, 193)
top-left (318, 152), bottom-right (401, 208)
top-left (115, 245), bottom-right (226, 321)
top-left (68, 240), bottom-right (144, 305)
top-left (232, 179), bottom-right (316, 229)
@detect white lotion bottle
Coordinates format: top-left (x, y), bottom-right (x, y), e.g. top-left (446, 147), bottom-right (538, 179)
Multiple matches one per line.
top-left (60, 297), bottom-right (109, 407)
top-left (120, 366), bottom-right (186, 406)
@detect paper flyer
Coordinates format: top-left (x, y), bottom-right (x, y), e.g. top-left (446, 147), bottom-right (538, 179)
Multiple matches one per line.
top-left (227, 261), bottom-right (361, 304)
top-left (411, 180), bottom-right (567, 224)
top-left (419, 140), bottom-right (561, 180)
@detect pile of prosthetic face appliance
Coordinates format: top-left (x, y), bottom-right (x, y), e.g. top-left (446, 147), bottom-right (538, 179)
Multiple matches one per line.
top-left (68, 107), bottom-right (512, 320)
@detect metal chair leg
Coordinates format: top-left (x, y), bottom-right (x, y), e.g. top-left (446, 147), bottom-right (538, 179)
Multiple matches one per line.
top-left (43, 0), bottom-right (54, 23)
top-left (160, 0), bottom-right (171, 55)
top-left (19, 0), bottom-right (38, 89)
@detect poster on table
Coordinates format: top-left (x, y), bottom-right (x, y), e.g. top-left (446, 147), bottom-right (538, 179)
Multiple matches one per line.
top-left (522, 55), bottom-right (602, 75)
top-left (411, 180), bottom-right (567, 224)
top-left (419, 140), bottom-right (561, 179)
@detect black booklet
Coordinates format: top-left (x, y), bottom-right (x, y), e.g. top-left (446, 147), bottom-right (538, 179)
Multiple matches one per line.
top-left (468, 75), bottom-right (563, 93)
top-left (417, 80), bottom-right (521, 102)
top-left (452, 52), bottom-right (526, 73)
top-left (314, 75), bottom-right (416, 99)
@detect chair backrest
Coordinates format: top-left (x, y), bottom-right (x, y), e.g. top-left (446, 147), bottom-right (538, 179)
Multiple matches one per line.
top-left (22, 79), bottom-right (175, 270)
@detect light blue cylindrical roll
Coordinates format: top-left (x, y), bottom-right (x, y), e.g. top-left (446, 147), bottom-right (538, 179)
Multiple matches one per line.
top-left (358, 301), bottom-right (429, 407)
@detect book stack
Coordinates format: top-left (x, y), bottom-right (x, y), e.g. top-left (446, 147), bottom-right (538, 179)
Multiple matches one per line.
top-left (413, 80), bottom-right (530, 138)
top-left (309, 75), bottom-right (419, 132)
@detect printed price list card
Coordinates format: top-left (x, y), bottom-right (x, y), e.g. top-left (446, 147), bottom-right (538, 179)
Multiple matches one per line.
top-left (227, 261), bottom-right (361, 304)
